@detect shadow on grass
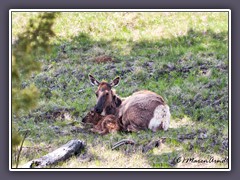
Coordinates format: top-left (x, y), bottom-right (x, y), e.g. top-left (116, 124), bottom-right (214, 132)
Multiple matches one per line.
top-left (46, 28), bottom-right (228, 122)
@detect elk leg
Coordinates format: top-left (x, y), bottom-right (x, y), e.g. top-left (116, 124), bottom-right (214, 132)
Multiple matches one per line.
top-left (90, 127), bottom-right (108, 135)
top-left (90, 122), bottom-right (103, 133)
top-left (90, 127), bottom-right (100, 133)
top-left (91, 120), bottom-right (109, 135)
top-left (98, 129), bottom-right (108, 135)
top-left (127, 124), bottom-right (139, 132)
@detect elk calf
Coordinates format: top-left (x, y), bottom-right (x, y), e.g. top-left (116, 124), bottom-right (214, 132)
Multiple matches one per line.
top-left (82, 110), bottom-right (120, 135)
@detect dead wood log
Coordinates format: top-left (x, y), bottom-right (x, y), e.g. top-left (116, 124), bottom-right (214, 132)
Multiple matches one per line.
top-left (21, 139), bottom-right (84, 168)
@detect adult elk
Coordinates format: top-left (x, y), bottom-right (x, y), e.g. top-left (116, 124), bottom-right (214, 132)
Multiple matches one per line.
top-left (88, 74), bottom-right (170, 132)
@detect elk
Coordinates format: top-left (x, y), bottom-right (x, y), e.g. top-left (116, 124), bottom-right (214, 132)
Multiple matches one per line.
top-left (82, 109), bottom-right (120, 135)
top-left (87, 74), bottom-right (171, 132)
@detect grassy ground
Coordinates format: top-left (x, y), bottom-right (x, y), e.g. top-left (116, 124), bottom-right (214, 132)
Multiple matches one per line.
top-left (12, 12), bottom-right (229, 168)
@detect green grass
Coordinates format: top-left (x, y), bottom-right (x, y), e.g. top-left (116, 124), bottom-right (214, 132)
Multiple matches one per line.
top-left (12, 11), bottom-right (229, 168)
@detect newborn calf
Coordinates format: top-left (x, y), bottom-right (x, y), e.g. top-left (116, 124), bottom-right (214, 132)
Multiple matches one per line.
top-left (82, 109), bottom-right (102, 125)
top-left (82, 110), bottom-right (120, 135)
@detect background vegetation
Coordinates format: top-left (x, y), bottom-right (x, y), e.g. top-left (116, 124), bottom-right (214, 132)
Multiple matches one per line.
top-left (12, 12), bottom-right (229, 168)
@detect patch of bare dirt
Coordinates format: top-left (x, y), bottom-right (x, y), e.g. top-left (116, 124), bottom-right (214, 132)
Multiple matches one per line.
top-left (94, 55), bottom-right (114, 63)
top-left (34, 107), bottom-right (76, 123)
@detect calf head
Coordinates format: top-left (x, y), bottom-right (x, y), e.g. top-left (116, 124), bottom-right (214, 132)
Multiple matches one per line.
top-left (82, 108), bottom-right (103, 125)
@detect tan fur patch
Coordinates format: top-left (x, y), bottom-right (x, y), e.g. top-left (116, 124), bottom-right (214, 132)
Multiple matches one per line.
top-left (101, 110), bottom-right (106, 116)
top-left (148, 105), bottom-right (170, 132)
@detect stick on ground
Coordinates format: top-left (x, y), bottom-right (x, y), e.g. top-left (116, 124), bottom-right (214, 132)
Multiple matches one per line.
top-left (20, 139), bottom-right (84, 168)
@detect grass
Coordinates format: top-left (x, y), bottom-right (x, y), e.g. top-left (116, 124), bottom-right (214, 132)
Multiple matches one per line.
top-left (12, 11), bottom-right (229, 169)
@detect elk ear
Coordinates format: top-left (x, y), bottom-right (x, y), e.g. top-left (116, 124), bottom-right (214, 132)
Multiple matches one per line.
top-left (110, 76), bottom-right (120, 87)
top-left (113, 95), bottom-right (122, 107)
top-left (89, 74), bottom-right (100, 86)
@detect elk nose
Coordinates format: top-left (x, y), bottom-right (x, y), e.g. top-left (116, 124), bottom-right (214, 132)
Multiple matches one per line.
top-left (95, 107), bottom-right (102, 114)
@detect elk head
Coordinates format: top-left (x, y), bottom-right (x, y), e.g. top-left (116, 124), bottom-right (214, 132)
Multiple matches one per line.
top-left (88, 74), bottom-right (122, 115)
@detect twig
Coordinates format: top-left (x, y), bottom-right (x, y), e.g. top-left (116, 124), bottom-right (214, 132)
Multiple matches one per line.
top-left (112, 139), bottom-right (135, 150)
top-left (16, 130), bottom-right (30, 168)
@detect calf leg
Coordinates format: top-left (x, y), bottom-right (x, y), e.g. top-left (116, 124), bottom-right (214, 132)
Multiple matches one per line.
top-left (91, 127), bottom-right (108, 135)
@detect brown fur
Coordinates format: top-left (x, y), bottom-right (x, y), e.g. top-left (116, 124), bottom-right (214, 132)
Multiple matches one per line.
top-left (82, 110), bottom-right (120, 135)
top-left (88, 75), bottom-right (170, 132)
top-left (117, 90), bottom-right (166, 131)
top-left (82, 109), bottom-right (102, 125)
top-left (94, 81), bottom-right (122, 115)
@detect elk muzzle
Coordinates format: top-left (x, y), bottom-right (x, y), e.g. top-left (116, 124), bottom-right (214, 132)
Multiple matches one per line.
top-left (94, 95), bottom-right (106, 114)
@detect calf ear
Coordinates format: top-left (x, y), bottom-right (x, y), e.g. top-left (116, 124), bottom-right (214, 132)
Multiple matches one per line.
top-left (113, 95), bottom-right (122, 107)
top-left (89, 74), bottom-right (100, 86)
top-left (110, 76), bottom-right (120, 87)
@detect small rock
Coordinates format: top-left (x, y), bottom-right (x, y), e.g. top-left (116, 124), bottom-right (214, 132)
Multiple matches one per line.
top-left (198, 132), bottom-right (208, 139)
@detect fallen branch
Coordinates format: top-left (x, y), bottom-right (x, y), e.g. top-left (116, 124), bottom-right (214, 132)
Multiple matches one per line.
top-left (21, 139), bottom-right (84, 168)
top-left (112, 139), bottom-right (135, 150)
